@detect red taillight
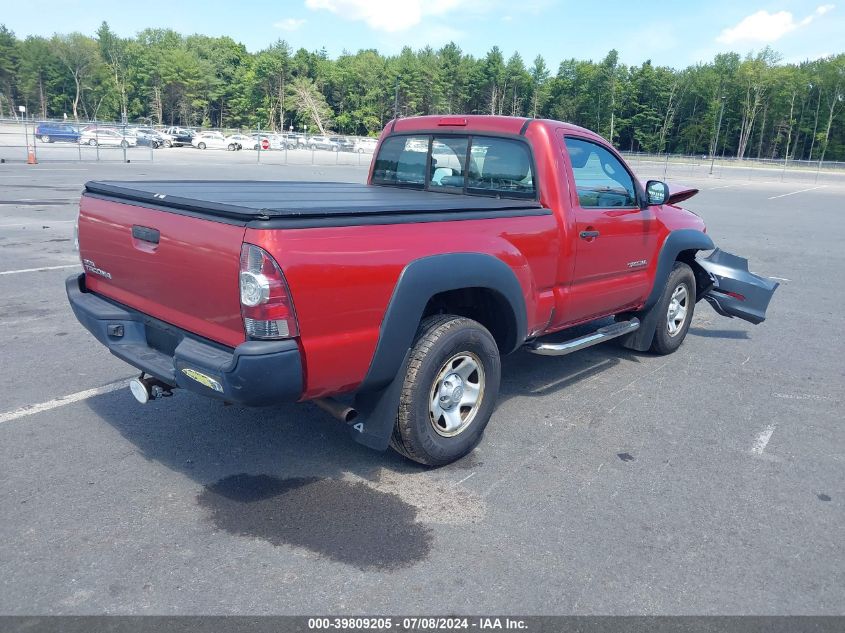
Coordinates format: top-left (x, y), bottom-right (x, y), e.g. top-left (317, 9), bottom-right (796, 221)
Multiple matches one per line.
top-left (239, 243), bottom-right (299, 339)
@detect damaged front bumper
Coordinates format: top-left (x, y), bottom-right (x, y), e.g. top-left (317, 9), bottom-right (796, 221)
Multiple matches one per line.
top-left (696, 249), bottom-right (779, 325)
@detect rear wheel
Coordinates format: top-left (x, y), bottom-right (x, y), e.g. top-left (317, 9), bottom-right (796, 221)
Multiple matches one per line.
top-left (120, 140), bottom-right (129, 148)
top-left (650, 262), bottom-right (696, 355)
top-left (197, 142), bottom-right (206, 150)
top-left (227, 143), bottom-right (236, 151)
top-left (88, 138), bottom-right (98, 146)
top-left (40, 135), bottom-right (50, 143)
top-left (164, 140), bottom-right (172, 148)
top-left (390, 315), bottom-right (501, 466)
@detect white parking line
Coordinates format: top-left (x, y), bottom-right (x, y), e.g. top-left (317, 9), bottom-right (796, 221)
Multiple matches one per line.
top-left (0, 220), bottom-right (75, 227)
top-left (768, 185), bottom-right (827, 199)
top-left (0, 264), bottom-right (78, 276)
top-left (0, 380), bottom-right (127, 425)
top-left (751, 424), bottom-right (776, 455)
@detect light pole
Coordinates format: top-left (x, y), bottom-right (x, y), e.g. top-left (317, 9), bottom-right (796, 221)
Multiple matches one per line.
top-left (709, 96), bottom-right (726, 176)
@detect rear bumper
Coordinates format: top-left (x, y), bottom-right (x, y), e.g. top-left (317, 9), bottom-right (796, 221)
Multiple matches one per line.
top-left (66, 274), bottom-right (303, 406)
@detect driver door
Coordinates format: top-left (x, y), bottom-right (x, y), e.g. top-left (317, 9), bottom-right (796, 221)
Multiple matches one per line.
top-left (561, 136), bottom-right (660, 325)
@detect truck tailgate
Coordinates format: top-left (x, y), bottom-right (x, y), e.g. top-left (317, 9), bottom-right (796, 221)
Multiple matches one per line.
top-left (78, 195), bottom-right (247, 348)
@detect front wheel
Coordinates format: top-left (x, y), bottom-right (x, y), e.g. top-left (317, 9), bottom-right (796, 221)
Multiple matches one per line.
top-left (88, 138), bottom-right (98, 146)
top-left (120, 140), bottom-right (129, 148)
top-left (650, 262), bottom-right (696, 355)
top-left (197, 142), bottom-right (206, 150)
top-left (227, 143), bottom-right (236, 151)
top-left (390, 315), bottom-right (501, 466)
top-left (40, 135), bottom-right (50, 143)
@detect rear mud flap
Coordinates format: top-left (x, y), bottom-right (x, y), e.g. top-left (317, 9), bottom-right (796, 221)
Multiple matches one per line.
top-left (696, 249), bottom-right (779, 325)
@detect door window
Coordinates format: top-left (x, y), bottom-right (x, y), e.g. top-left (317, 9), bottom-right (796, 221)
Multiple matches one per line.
top-left (564, 137), bottom-right (637, 208)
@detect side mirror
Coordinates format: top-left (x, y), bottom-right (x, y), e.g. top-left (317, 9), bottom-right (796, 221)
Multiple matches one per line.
top-left (645, 180), bottom-right (669, 206)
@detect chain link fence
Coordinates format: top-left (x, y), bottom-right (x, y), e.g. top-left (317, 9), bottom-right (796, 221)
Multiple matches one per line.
top-left (0, 117), bottom-right (377, 166)
top-left (3, 117), bottom-right (845, 185)
top-left (621, 151), bottom-right (845, 186)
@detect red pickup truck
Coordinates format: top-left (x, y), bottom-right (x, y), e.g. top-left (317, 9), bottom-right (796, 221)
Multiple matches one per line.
top-left (67, 115), bottom-right (778, 465)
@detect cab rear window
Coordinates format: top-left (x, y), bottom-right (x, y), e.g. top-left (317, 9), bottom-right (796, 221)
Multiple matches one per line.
top-left (372, 134), bottom-right (536, 199)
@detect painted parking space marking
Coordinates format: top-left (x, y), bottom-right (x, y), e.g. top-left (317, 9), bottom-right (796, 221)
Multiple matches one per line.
top-left (0, 380), bottom-right (128, 425)
top-left (751, 424), bottom-right (776, 455)
top-left (768, 185), bottom-right (827, 199)
top-left (0, 220), bottom-right (75, 227)
top-left (0, 264), bottom-right (79, 276)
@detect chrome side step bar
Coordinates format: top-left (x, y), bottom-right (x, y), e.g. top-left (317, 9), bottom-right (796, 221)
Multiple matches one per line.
top-left (527, 318), bottom-right (640, 356)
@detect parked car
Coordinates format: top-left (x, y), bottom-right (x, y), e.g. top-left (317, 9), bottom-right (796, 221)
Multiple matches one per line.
top-left (162, 127), bottom-right (194, 147)
top-left (308, 135), bottom-right (339, 151)
top-left (225, 134), bottom-right (254, 150)
top-left (286, 134), bottom-right (307, 148)
top-left (35, 122), bottom-right (80, 143)
top-left (68, 114), bottom-right (778, 466)
top-left (79, 128), bottom-right (136, 148)
top-left (330, 136), bottom-right (356, 152)
top-left (353, 137), bottom-right (378, 154)
top-left (191, 132), bottom-right (241, 151)
top-left (132, 128), bottom-right (166, 149)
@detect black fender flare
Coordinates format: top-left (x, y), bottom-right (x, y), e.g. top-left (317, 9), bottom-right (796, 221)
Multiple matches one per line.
top-left (359, 252), bottom-right (528, 393)
top-left (644, 229), bottom-right (714, 311)
top-left (620, 229), bottom-right (714, 351)
top-left (349, 253), bottom-right (527, 451)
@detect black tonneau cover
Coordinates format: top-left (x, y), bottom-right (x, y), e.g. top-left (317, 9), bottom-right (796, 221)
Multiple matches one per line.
top-left (84, 181), bottom-right (544, 224)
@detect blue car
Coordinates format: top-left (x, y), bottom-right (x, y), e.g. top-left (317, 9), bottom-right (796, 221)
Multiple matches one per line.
top-left (35, 122), bottom-right (80, 143)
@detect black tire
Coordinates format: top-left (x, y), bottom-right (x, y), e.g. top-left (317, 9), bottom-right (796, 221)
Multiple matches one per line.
top-left (120, 140), bottom-right (129, 148)
top-left (390, 315), bottom-right (501, 467)
top-left (40, 135), bottom-right (50, 143)
top-left (650, 262), bottom-right (696, 355)
top-left (197, 142), bottom-right (206, 150)
top-left (88, 138), bottom-right (97, 146)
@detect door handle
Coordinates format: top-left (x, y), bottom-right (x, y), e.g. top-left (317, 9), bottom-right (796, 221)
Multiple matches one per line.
top-left (579, 230), bottom-right (600, 239)
top-left (132, 225), bottom-right (160, 244)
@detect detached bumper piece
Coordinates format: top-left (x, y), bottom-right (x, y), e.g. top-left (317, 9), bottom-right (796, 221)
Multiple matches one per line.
top-left (66, 274), bottom-right (303, 406)
top-left (696, 249), bottom-right (779, 325)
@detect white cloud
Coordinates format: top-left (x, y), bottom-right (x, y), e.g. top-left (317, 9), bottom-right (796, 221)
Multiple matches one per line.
top-left (305, 0), bottom-right (463, 32)
top-left (716, 4), bottom-right (835, 44)
top-left (274, 18), bottom-right (307, 31)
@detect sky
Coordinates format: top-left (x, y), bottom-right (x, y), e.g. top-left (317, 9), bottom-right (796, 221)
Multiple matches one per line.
top-left (5, 0), bottom-right (843, 68)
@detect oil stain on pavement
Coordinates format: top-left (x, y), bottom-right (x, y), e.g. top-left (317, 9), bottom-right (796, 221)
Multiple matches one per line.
top-left (198, 473), bottom-right (432, 570)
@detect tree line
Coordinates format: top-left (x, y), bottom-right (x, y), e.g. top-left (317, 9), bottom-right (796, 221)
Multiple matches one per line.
top-left (0, 22), bottom-right (843, 161)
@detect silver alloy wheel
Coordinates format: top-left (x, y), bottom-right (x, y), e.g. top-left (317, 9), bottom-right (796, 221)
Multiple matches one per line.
top-left (429, 352), bottom-right (485, 437)
top-left (666, 283), bottom-right (689, 337)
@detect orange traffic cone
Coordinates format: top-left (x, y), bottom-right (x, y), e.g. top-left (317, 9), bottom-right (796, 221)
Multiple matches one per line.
top-left (27, 145), bottom-right (37, 165)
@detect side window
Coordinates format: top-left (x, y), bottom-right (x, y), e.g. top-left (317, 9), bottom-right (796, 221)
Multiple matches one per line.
top-left (430, 136), bottom-right (468, 191)
top-left (372, 135), bottom-right (429, 187)
top-left (564, 137), bottom-right (637, 208)
top-left (467, 137), bottom-right (535, 198)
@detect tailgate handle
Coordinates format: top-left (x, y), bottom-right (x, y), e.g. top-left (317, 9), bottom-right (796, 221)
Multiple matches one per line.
top-left (132, 225), bottom-right (160, 244)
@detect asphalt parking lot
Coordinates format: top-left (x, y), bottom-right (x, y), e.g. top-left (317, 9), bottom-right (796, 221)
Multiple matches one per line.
top-left (0, 155), bottom-right (843, 615)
